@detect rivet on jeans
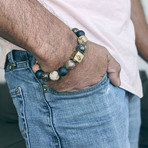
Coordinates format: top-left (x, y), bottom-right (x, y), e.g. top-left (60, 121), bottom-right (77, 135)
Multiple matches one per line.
top-left (9, 65), bottom-right (12, 70)
top-left (16, 88), bottom-right (19, 91)
top-left (43, 87), bottom-right (47, 92)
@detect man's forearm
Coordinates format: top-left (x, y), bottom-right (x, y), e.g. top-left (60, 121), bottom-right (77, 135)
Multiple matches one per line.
top-left (0, 0), bottom-right (77, 71)
top-left (131, 0), bottom-right (148, 62)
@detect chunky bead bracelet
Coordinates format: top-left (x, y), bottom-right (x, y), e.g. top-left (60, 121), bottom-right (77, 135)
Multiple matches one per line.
top-left (32, 28), bottom-right (88, 82)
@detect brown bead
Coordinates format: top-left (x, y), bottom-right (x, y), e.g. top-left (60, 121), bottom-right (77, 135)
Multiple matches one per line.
top-left (41, 72), bottom-right (50, 82)
top-left (65, 60), bottom-right (76, 70)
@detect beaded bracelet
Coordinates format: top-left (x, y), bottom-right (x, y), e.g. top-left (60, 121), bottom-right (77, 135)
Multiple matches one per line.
top-left (32, 28), bottom-right (88, 82)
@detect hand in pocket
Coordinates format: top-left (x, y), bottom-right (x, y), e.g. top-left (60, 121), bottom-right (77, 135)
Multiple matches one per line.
top-left (40, 41), bottom-right (121, 92)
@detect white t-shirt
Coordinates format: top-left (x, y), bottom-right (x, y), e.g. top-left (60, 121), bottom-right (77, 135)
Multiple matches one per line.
top-left (0, 0), bottom-right (143, 98)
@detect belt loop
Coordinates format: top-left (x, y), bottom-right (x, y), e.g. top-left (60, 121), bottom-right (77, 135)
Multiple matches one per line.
top-left (26, 51), bottom-right (35, 68)
top-left (7, 50), bottom-right (16, 66)
top-left (25, 51), bottom-right (30, 68)
top-left (5, 50), bottom-right (15, 71)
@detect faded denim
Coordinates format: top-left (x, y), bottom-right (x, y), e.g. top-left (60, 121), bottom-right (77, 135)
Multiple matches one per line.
top-left (5, 50), bottom-right (141, 148)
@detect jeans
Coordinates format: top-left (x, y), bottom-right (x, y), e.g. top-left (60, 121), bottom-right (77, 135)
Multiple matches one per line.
top-left (5, 50), bottom-right (141, 148)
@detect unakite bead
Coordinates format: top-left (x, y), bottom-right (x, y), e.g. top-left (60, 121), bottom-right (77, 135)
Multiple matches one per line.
top-left (49, 71), bottom-right (60, 81)
top-left (41, 72), bottom-right (50, 82)
top-left (76, 30), bottom-right (85, 37)
top-left (58, 67), bottom-right (68, 76)
top-left (76, 44), bottom-right (87, 54)
top-left (65, 60), bottom-right (76, 70)
top-left (35, 70), bottom-right (44, 79)
top-left (78, 35), bottom-right (88, 45)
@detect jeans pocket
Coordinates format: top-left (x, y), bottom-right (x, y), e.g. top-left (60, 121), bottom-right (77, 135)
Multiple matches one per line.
top-left (43, 73), bottom-right (109, 96)
top-left (9, 87), bottom-right (30, 147)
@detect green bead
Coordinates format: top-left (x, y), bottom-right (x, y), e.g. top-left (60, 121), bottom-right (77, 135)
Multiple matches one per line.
top-left (76, 30), bottom-right (85, 37)
top-left (76, 44), bottom-right (87, 54)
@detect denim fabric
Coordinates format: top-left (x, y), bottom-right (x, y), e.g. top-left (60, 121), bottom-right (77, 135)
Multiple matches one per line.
top-left (5, 50), bottom-right (141, 148)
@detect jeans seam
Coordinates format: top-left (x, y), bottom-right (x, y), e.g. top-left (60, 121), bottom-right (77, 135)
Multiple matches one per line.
top-left (28, 66), bottom-right (62, 148)
top-left (107, 88), bottom-right (122, 148)
top-left (19, 87), bottom-right (31, 148)
top-left (44, 100), bottom-right (62, 148)
top-left (10, 87), bottom-right (31, 148)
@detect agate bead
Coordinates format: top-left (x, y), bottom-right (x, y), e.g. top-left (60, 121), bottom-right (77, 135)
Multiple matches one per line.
top-left (32, 64), bottom-right (40, 73)
top-left (65, 60), bottom-right (76, 70)
top-left (41, 72), bottom-right (50, 82)
top-left (49, 71), bottom-right (60, 81)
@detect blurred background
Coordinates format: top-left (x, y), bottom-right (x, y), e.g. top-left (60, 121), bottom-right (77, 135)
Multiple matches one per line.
top-left (0, 0), bottom-right (148, 148)
top-left (139, 0), bottom-right (148, 75)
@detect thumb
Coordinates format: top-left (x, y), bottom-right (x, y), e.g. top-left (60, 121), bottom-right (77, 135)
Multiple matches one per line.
top-left (107, 53), bottom-right (121, 87)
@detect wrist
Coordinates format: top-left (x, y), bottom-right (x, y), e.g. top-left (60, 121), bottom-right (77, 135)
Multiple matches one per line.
top-left (32, 28), bottom-right (88, 81)
top-left (34, 32), bottom-right (78, 72)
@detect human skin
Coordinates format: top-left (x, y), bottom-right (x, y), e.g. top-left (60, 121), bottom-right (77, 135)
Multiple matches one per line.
top-left (131, 0), bottom-right (148, 62)
top-left (1, 0), bottom-right (147, 92)
top-left (0, 0), bottom-right (121, 92)
top-left (0, 0), bottom-right (148, 91)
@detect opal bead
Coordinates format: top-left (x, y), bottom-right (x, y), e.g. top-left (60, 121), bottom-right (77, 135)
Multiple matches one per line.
top-left (76, 44), bottom-right (87, 54)
top-left (72, 28), bottom-right (79, 34)
top-left (32, 64), bottom-right (40, 73)
top-left (76, 30), bottom-right (85, 37)
top-left (41, 72), bottom-right (50, 82)
top-left (49, 71), bottom-right (60, 81)
top-left (35, 70), bottom-right (44, 79)
top-left (65, 60), bottom-right (76, 70)
top-left (78, 35), bottom-right (88, 45)
top-left (58, 67), bottom-right (68, 76)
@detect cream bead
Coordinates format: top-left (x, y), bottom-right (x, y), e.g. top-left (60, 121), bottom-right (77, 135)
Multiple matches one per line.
top-left (49, 71), bottom-right (60, 81)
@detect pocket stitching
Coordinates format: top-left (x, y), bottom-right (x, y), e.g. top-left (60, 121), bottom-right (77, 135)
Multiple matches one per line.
top-left (44, 73), bottom-right (108, 96)
top-left (10, 87), bottom-right (31, 147)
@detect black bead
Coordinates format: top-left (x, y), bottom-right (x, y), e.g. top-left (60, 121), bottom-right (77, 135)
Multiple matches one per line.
top-left (41, 72), bottom-right (50, 82)
top-left (76, 30), bottom-right (85, 37)
top-left (76, 44), bottom-right (87, 54)
top-left (35, 70), bottom-right (44, 79)
top-left (72, 28), bottom-right (79, 34)
top-left (58, 66), bottom-right (68, 76)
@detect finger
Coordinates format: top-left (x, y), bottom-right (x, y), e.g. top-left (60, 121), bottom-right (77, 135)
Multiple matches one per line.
top-left (107, 53), bottom-right (121, 86)
top-left (108, 71), bottom-right (121, 86)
